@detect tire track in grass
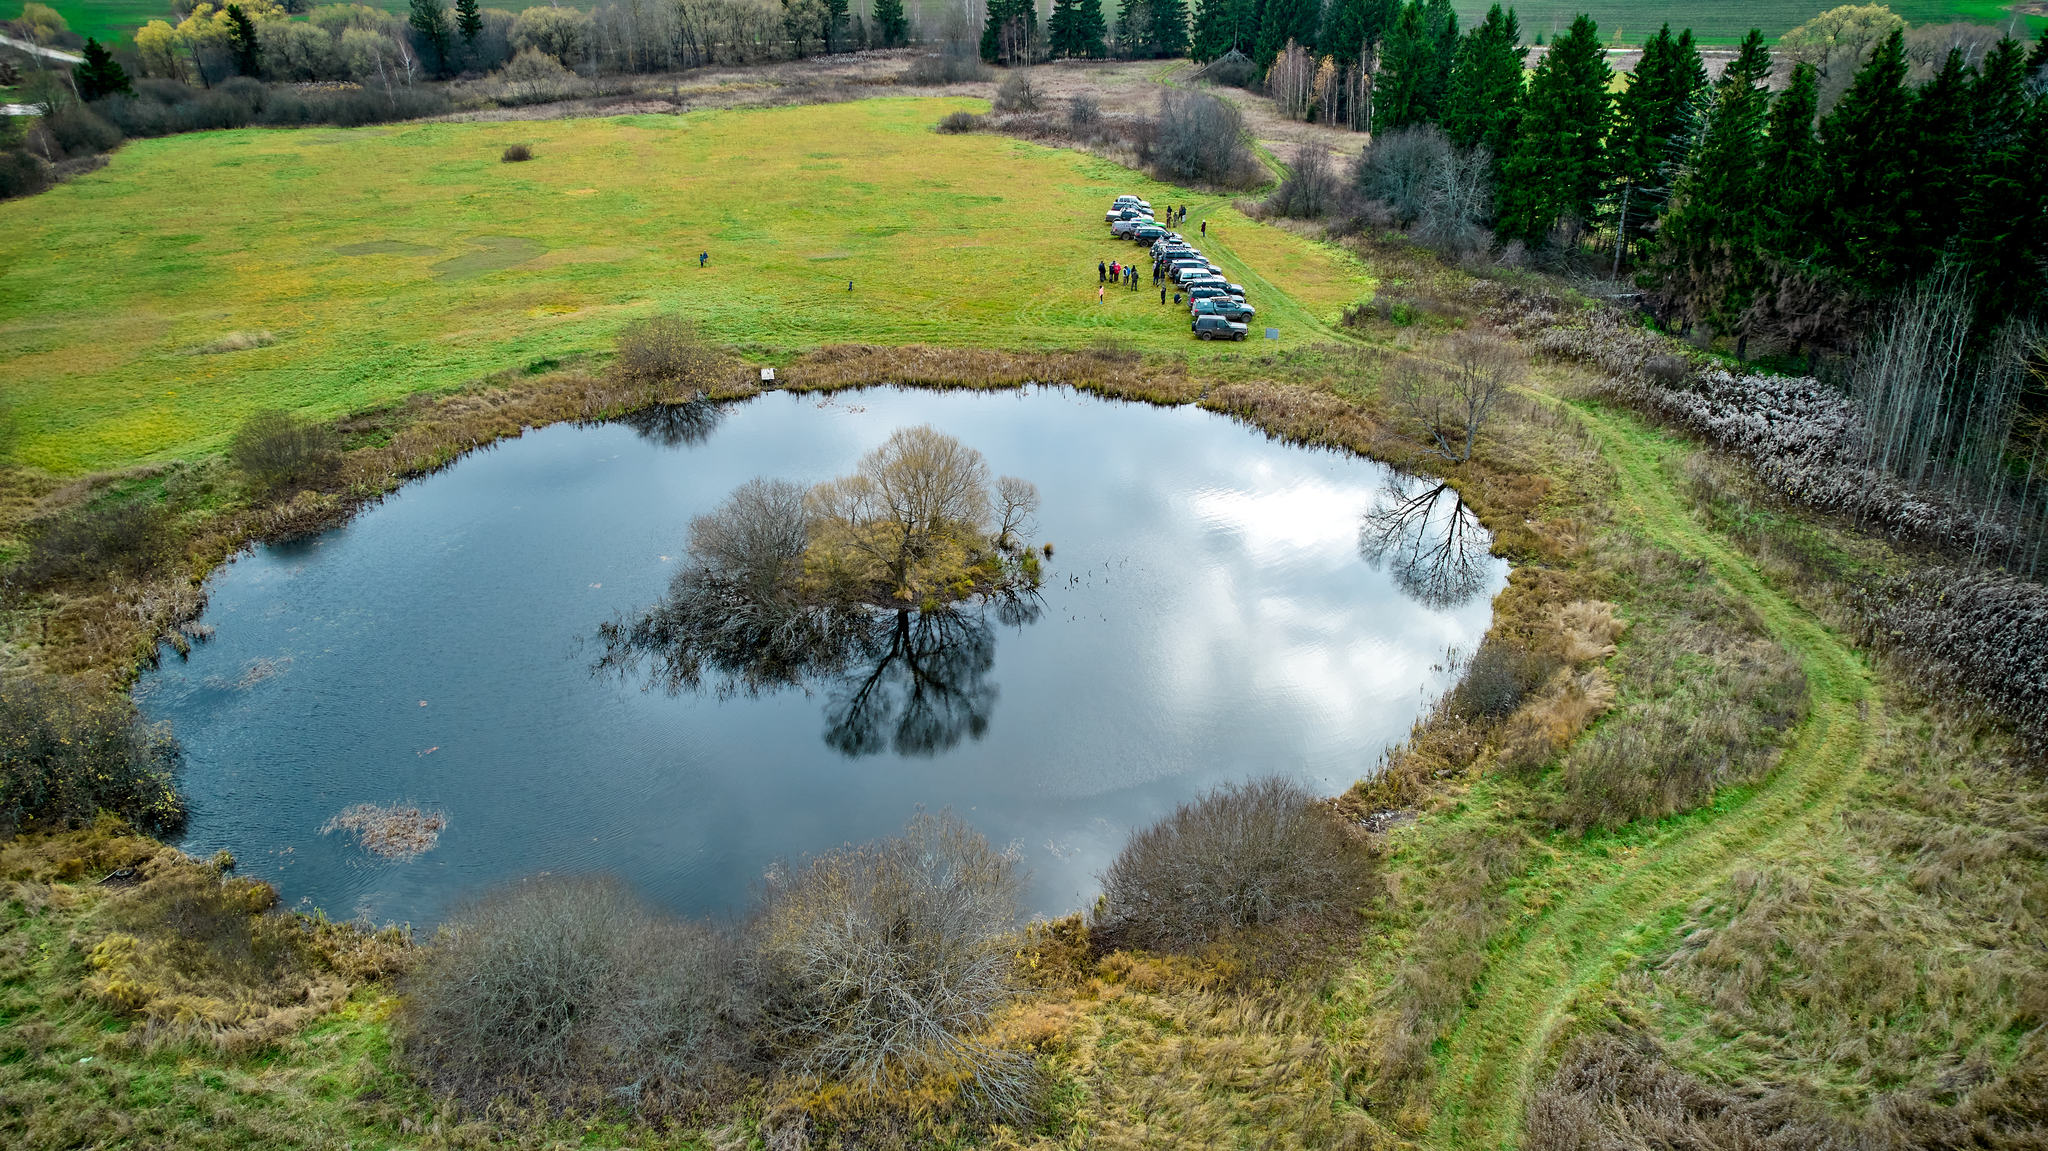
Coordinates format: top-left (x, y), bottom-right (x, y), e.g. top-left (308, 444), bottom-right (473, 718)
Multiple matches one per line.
top-left (1422, 399), bottom-right (1881, 1150)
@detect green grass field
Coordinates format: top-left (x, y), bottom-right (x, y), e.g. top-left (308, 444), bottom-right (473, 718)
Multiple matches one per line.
top-left (0, 97), bottom-right (1375, 475)
top-left (1500, 0), bottom-right (2041, 43)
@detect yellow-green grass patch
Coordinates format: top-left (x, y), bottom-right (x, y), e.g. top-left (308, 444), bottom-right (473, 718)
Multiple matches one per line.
top-left (0, 97), bottom-right (1376, 474)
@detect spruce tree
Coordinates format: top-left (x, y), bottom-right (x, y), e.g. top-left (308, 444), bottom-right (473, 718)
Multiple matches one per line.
top-left (1192, 0), bottom-right (1257, 60)
top-left (1817, 27), bottom-right (1912, 294)
top-left (1153, 0), bottom-right (1189, 57)
top-left (1424, 0), bottom-right (1458, 115)
top-left (1052, 0), bottom-right (1105, 56)
top-left (1653, 29), bottom-right (1771, 332)
top-left (1050, 0), bottom-right (1084, 55)
top-left (1607, 25), bottom-right (1704, 253)
top-left (1957, 37), bottom-right (2043, 322)
top-left (1441, 4), bottom-right (1525, 156)
top-left (1755, 60), bottom-right (1823, 266)
top-left (1901, 48), bottom-right (1976, 283)
top-left (73, 38), bottom-right (132, 100)
top-left (823, 0), bottom-right (849, 51)
top-left (1113, 0), bottom-right (1148, 55)
top-left (225, 3), bottom-right (262, 77)
top-left (1077, 0), bottom-right (1107, 55)
top-left (872, 0), bottom-right (906, 46)
top-left (407, 0), bottom-right (451, 74)
top-left (454, 0), bottom-right (482, 44)
top-left (1319, 0), bottom-right (1396, 67)
top-left (1253, 0), bottom-right (1320, 71)
top-left (1496, 13), bottom-right (1611, 242)
top-left (1371, 1), bottom-right (1432, 129)
top-left (981, 0), bottom-right (1040, 63)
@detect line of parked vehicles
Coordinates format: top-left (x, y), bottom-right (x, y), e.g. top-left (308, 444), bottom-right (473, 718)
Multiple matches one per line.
top-left (1105, 195), bottom-right (1258, 341)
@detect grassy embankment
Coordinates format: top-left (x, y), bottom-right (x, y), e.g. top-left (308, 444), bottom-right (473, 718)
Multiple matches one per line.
top-left (0, 97), bottom-right (1368, 475)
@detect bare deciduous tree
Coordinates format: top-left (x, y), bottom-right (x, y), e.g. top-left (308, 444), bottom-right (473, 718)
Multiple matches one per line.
top-left (1389, 329), bottom-right (1523, 463)
top-left (1358, 478), bottom-right (1494, 608)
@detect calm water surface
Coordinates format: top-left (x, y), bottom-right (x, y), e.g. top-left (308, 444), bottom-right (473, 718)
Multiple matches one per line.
top-left (138, 387), bottom-right (1506, 925)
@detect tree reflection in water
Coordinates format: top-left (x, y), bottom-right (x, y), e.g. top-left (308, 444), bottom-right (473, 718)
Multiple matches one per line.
top-left (1357, 478), bottom-right (1493, 609)
top-left (600, 594), bottom-right (1039, 759)
top-left (619, 398), bottom-right (725, 448)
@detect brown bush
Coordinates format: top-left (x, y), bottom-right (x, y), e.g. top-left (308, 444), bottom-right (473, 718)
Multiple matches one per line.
top-left (752, 811), bottom-right (1031, 1117)
top-left (400, 875), bottom-right (750, 1112)
top-left (229, 408), bottom-right (338, 493)
top-left (612, 314), bottom-right (725, 394)
top-left (935, 110), bottom-right (985, 134)
top-left (1449, 638), bottom-right (1556, 721)
top-left (991, 71), bottom-right (1040, 114)
top-left (1094, 777), bottom-right (1373, 955)
top-left (502, 144), bottom-right (533, 162)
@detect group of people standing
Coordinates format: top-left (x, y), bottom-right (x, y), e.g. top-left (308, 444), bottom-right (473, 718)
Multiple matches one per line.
top-left (1095, 204), bottom-right (1198, 305)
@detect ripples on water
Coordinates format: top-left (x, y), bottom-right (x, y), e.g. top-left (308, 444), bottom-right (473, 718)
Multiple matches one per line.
top-left (137, 386), bottom-right (1508, 926)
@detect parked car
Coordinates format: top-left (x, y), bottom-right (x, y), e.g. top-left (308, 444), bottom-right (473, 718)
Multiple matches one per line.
top-left (1173, 262), bottom-right (1224, 284)
top-left (1186, 286), bottom-right (1232, 305)
top-left (1107, 203), bottom-right (1153, 223)
top-left (1112, 216), bottom-right (1155, 237)
top-left (1194, 296), bottom-right (1257, 319)
top-left (1131, 224), bottom-right (1167, 241)
top-left (1193, 314), bottom-right (1249, 340)
top-left (1155, 248), bottom-right (1199, 266)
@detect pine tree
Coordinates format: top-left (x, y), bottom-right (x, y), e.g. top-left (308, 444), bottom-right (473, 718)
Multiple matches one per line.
top-left (1957, 37), bottom-right (2043, 322)
top-left (225, 3), bottom-right (262, 76)
top-left (73, 37), bottom-right (132, 100)
top-left (1496, 13), bottom-right (1611, 241)
top-left (822, 0), bottom-right (848, 51)
top-left (1425, 0), bottom-right (1458, 115)
top-left (1077, 0), bottom-right (1107, 55)
top-left (453, 0), bottom-right (482, 44)
top-left (1653, 29), bottom-right (1771, 331)
top-left (1818, 27), bottom-right (1912, 294)
top-left (1607, 25), bottom-right (1704, 253)
top-left (1441, 4), bottom-right (1525, 155)
top-left (2030, 27), bottom-right (2048, 77)
top-left (407, 0), bottom-right (451, 74)
top-left (1755, 60), bottom-right (1823, 266)
top-left (1253, 0), bottom-right (1319, 72)
top-left (872, 0), bottom-right (906, 46)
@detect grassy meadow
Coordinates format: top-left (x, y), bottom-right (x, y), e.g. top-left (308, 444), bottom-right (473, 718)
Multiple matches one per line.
top-left (0, 97), bottom-right (1375, 475)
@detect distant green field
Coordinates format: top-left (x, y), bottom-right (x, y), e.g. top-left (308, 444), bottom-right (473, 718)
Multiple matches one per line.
top-left (0, 97), bottom-right (1373, 474)
top-left (33, 0), bottom-right (2045, 52)
top-left (1498, 0), bottom-right (2042, 43)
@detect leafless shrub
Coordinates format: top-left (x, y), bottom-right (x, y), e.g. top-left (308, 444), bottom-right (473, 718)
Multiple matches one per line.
top-left (401, 875), bottom-right (749, 1112)
top-left (1449, 639), bottom-right (1556, 720)
top-left (752, 812), bottom-right (1032, 1117)
top-left (1355, 125), bottom-right (1448, 227)
top-left (901, 46), bottom-right (991, 84)
top-left (1066, 93), bottom-right (1099, 136)
top-left (613, 314), bottom-right (724, 394)
top-left (1265, 140), bottom-right (1337, 219)
top-left (1094, 776), bottom-right (1373, 955)
top-left (1143, 89), bottom-right (1263, 189)
top-left (501, 143), bottom-right (533, 162)
top-left (992, 71), bottom-right (1040, 113)
top-left (935, 110), bottom-right (984, 133)
top-left (1354, 126), bottom-right (1492, 255)
top-left (230, 408), bottom-right (339, 493)
top-left (1389, 329), bottom-right (1522, 463)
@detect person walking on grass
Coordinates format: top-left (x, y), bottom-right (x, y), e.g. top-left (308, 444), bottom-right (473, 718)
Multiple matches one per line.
top-left (1160, 284), bottom-right (1167, 305)
top-left (1200, 220), bottom-right (1206, 238)
top-left (699, 250), bottom-right (708, 267)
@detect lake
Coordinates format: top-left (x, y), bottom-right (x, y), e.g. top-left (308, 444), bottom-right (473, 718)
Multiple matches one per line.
top-left (137, 386), bottom-right (1506, 926)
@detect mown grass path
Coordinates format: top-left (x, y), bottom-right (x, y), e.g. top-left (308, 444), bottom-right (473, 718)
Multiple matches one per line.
top-left (1422, 399), bottom-right (1881, 1149)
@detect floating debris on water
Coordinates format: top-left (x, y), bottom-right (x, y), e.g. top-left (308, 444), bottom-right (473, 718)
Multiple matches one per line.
top-left (321, 804), bottom-right (448, 860)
